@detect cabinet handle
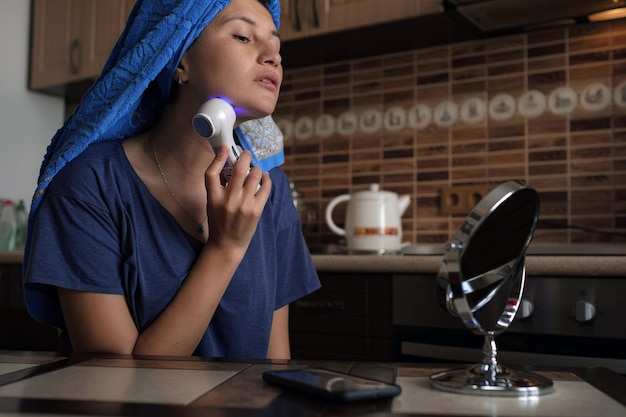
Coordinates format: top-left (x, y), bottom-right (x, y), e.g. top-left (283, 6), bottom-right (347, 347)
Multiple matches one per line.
top-left (293, 300), bottom-right (345, 310)
top-left (294, 0), bottom-right (302, 31)
top-left (69, 39), bottom-right (81, 75)
top-left (311, 0), bottom-right (319, 28)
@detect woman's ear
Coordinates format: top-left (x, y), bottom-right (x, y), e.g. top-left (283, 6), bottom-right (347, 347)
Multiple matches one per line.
top-left (173, 56), bottom-right (189, 85)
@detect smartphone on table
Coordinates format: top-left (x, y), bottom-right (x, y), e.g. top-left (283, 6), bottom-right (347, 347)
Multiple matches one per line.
top-left (262, 367), bottom-right (402, 403)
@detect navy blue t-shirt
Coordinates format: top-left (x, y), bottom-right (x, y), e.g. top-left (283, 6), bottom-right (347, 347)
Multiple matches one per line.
top-left (23, 140), bottom-right (320, 357)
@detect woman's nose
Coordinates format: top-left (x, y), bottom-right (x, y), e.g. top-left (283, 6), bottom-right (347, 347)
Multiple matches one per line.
top-left (265, 51), bottom-right (282, 67)
top-left (261, 41), bottom-right (282, 67)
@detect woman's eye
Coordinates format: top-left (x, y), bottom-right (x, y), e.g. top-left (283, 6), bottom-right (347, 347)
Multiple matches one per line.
top-left (233, 34), bottom-right (250, 42)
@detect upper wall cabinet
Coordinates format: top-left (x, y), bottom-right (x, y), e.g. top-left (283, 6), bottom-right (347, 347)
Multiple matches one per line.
top-left (279, 0), bottom-right (443, 41)
top-left (279, 0), bottom-right (329, 40)
top-left (30, 0), bottom-right (133, 91)
top-left (327, 0), bottom-right (442, 32)
top-left (30, 0), bottom-right (442, 91)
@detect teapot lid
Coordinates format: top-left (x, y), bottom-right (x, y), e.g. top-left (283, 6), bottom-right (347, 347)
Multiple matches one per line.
top-left (366, 183), bottom-right (394, 195)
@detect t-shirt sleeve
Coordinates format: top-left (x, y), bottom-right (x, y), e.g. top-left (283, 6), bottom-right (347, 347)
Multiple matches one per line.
top-left (23, 176), bottom-right (125, 329)
top-left (269, 168), bottom-right (321, 309)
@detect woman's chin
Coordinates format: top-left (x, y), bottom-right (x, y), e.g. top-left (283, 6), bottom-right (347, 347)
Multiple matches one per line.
top-left (237, 96), bottom-right (278, 117)
top-left (236, 107), bottom-right (275, 122)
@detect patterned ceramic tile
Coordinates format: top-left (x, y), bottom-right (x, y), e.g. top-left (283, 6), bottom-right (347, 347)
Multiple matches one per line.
top-left (278, 20), bottom-right (626, 246)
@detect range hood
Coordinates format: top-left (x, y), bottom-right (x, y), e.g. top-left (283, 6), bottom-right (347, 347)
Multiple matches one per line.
top-left (444, 0), bottom-right (626, 33)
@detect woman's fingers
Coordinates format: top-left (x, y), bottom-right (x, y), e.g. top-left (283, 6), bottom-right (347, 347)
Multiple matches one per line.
top-left (227, 150), bottom-right (254, 190)
top-left (204, 146), bottom-right (272, 249)
top-left (206, 144), bottom-right (230, 188)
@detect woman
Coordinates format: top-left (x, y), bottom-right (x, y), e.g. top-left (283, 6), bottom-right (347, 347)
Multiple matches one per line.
top-left (22, 0), bottom-right (320, 359)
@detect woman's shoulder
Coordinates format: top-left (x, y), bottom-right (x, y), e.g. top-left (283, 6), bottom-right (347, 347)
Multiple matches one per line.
top-left (57, 140), bottom-right (123, 174)
top-left (265, 167), bottom-right (299, 223)
top-left (48, 140), bottom-right (127, 194)
top-left (268, 166), bottom-right (288, 185)
top-left (267, 167), bottom-right (292, 202)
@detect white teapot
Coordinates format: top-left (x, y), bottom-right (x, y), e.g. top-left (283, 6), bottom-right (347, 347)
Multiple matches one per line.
top-left (325, 184), bottom-right (410, 253)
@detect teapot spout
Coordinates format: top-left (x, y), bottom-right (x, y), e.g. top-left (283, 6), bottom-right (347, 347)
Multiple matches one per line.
top-left (398, 195), bottom-right (411, 216)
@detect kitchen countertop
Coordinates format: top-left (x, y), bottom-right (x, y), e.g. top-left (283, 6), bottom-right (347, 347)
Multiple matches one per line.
top-left (0, 350), bottom-right (624, 416)
top-left (309, 242), bottom-right (626, 276)
top-left (0, 251), bottom-right (22, 264)
top-left (311, 253), bottom-right (626, 277)
top-left (3, 248), bottom-right (626, 277)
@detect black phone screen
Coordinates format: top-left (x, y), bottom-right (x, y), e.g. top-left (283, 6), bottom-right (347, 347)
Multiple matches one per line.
top-left (262, 368), bottom-right (401, 402)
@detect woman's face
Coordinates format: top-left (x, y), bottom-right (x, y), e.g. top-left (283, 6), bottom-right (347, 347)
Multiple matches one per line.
top-left (182, 0), bottom-right (283, 122)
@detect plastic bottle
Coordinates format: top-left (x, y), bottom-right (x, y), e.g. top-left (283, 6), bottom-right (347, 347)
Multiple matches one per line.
top-left (14, 199), bottom-right (28, 250)
top-left (0, 199), bottom-right (17, 251)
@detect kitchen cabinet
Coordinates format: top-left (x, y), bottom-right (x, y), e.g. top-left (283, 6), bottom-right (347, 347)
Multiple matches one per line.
top-left (326, 0), bottom-right (441, 33)
top-left (0, 263), bottom-right (59, 351)
top-left (279, 0), bottom-right (328, 40)
top-left (29, 0), bottom-right (132, 91)
top-left (289, 272), bottom-right (393, 361)
top-left (279, 0), bottom-right (442, 41)
top-left (29, 0), bottom-right (440, 90)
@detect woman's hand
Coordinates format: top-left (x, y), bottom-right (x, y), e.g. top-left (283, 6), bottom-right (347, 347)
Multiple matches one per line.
top-left (204, 144), bottom-right (271, 251)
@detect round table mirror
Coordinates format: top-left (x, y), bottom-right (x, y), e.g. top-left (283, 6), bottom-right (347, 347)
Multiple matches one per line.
top-left (430, 181), bottom-right (554, 396)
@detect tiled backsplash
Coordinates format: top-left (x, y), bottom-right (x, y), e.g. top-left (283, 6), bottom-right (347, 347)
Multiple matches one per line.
top-left (275, 20), bottom-right (626, 246)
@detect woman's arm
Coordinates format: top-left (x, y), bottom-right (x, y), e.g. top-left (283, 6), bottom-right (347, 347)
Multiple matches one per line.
top-left (58, 242), bottom-right (246, 355)
top-left (267, 304), bottom-right (290, 359)
top-left (58, 289), bottom-right (139, 354)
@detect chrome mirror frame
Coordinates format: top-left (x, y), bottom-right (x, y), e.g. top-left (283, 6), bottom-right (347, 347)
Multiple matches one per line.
top-left (430, 181), bottom-right (554, 396)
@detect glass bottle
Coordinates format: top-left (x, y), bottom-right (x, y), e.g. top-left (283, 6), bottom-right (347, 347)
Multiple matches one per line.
top-left (0, 199), bottom-right (17, 251)
top-left (14, 199), bottom-right (28, 250)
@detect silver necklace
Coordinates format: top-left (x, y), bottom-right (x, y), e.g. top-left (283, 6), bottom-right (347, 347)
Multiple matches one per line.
top-left (151, 144), bottom-right (208, 235)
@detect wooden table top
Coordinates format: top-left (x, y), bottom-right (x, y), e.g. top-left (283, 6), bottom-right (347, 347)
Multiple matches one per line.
top-left (0, 350), bottom-right (624, 416)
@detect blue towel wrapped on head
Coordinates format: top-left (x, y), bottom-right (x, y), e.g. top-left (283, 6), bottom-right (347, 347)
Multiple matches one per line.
top-left (26, 0), bottom-right (284, 261)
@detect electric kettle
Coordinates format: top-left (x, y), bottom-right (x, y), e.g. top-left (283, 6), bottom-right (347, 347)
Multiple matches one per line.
top-left (325, 184), bottom-right (410, 253)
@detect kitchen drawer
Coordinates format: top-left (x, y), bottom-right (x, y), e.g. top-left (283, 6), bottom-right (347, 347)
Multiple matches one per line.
top-left (289, 271), bottom-right (394, 361)
top-left (291, 291), bottom-right (368, 317)
top-left (0, 265), bottom-right (60, 351)
top-left (312, 273), bottom-right (368, 293)
top-left (291, 333), bottom-right (368, 360)
top-left (291, 314), bottom-right (367, 336)
top-left (291, 333), bottom-right (393, 361)
top-left (0, 306), bottom-right (60, 351)
top-left (0, 264), bottom-right (24, 306)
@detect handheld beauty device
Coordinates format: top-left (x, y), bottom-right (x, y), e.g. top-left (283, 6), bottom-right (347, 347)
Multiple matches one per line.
top-left (192, 98), bottom-right (250, 182)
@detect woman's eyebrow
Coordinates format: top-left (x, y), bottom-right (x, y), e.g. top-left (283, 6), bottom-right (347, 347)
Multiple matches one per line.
top-left (222, 15), bottom-right (280, 38)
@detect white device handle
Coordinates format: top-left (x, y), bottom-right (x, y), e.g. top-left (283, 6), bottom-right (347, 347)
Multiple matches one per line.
top-left (192, 98), bottom-right (244, 182)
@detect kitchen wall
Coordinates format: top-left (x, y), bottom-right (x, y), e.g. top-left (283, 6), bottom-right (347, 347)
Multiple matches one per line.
top-left (0, 1), bottom-right (64, 210)
top-left (276, 19), bottom-right (626, 246)
top-left (3, 4), bottom-right (624, 245)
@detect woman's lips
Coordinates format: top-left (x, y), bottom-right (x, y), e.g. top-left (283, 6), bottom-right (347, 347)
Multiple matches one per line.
top-left (256, 73), bottom-right (279, 91)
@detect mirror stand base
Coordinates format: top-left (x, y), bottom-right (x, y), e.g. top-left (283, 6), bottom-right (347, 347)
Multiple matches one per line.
top-left (429, 363), bottom-right (555, 396)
